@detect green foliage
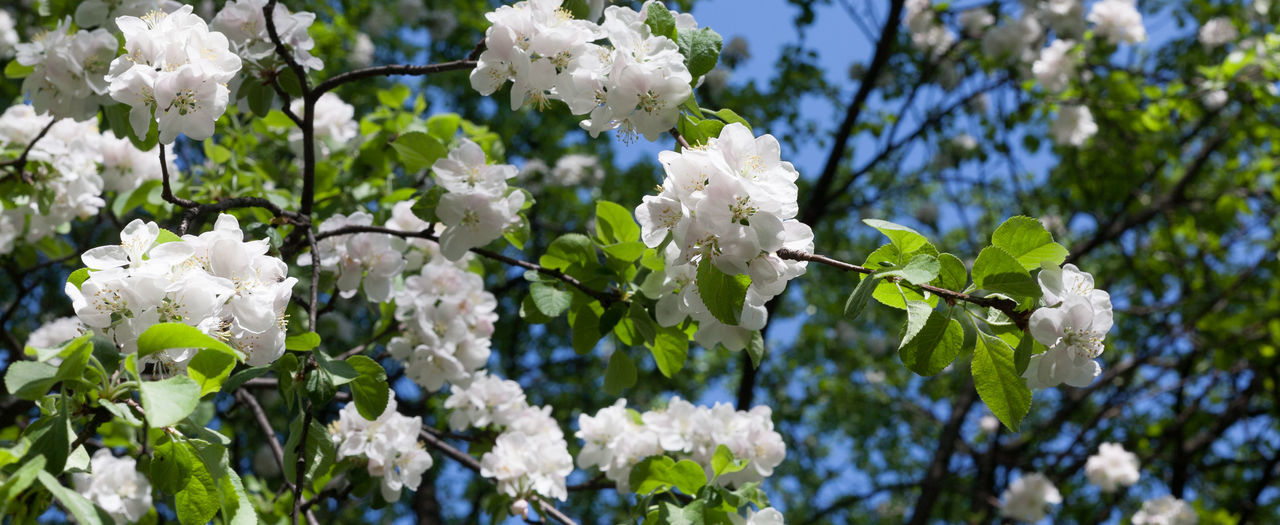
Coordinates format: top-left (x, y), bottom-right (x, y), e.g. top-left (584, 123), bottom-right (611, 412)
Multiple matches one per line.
top-left (140, 376), bottom-right (202, 428)
top-left (972, 331), bottom-right (1031, 431)
top-left (696, 257), bottom-right (751, 325)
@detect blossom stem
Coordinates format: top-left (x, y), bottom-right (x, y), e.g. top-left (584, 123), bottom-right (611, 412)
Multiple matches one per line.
top-left (0, 119), bottom-right (55, 183)
top-left (775, 248), bottom-right (1030, 330)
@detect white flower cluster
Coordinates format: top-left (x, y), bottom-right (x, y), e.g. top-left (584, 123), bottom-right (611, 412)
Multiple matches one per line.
top-left (733, 508), bottom-right (785, 525)
top-left (329, 393), bottom-right (434, 503)
top-left (1197, 17), bottom-right (1237, 49)
top-left (1049, 105), bottom-right (1097, 147)
top-left (0, 11), bottom-right (18, 58)
top-left (0, 106), bottom-right (107, 255)
top-left (14, 19), bottom-right (117, 121)
top-left (105, 5), bottom-right (243, 144)
top-left (999, 472), bottom-right (1062, 523)
top-left (430, 139), bottom-right (525, 261)
top-left (305, 211), bottom-right (407, 303)
top-left (576, 397), bottom-right (786, 492)
top-left (905, 0), bottom-right (955, 57)
top-left (72, 449), bottom-right (153, 525)
top-left (66, 215), bottom-right (296, 368)
top-left (25, 316), bottom-right (86, 350)
top-left (471, 0), bottom-right (695, 142)
top-left (444, 372), bottom-right (573, 501)
top-left (388, 257), bottom-right (497, 391)
top-left (635, 123), bottom-right (812, 351)
top-left (1088, 0), bottom-right (1147, 45)
top-left (1032, 39), bottom-right (1078, 94)
top-left (288, 93), bottom-right (359, 157)
top-left (1132, 496), bottom-right (1198, 525)
top-left (1023, 263), bottom-right (1114, 390)
top-left (99, 134), bottom-right (169, 194)
top-left (1084, 442), bottom-right (1140, 492)
top-left (212, 0), bottom-right (323, 73)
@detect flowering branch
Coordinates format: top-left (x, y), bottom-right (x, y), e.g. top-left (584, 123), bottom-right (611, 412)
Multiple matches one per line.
top-left (417, 429), bottom-right (578, 525)
top-left (311, 60), bottom-right (478, 97)
top-left (0, 119), bottom-right (55, 183)
top-left (314, 225), bottom-right (623, 306)
top-left (775, 248), bottom-right (1031, 330)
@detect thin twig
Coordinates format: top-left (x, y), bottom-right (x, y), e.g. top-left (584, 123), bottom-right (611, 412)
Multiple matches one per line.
top-left (314, 225), bottom-right (622, 306)
top-left (776, 248), bottom-right (1030, 330)
top-left (159, 145), bottom-right (198, 212)
top-left (311, 60), bottom-right (478, 97)
top-left (0, 119), bottom-right (56, 183)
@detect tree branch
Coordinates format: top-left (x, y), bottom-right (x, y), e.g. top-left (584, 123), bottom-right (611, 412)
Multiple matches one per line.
top-left (0, 119), bottom-right (56, 183)
top-left (312, 60), bottom-right (478, 97)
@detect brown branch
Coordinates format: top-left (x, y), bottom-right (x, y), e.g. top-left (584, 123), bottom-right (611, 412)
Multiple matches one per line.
top-left (800, 0), bottom-right (906, 227)
top-left (314, 225), bottom-right (622, 306)
top-left (776, 248), bottom-right (1031, 330)
top-left (159, 145), bottom-right (198, 211)
top-left (0, 119), bottom-right (56, 183)
top-left (312, 60), bottom-right (478, 98)
top-left (235, 389), bottom-right (293, 487)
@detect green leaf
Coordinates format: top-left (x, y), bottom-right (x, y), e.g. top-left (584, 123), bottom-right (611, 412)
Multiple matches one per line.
top-left (972, 331), bottom-right (1032, 432)
top-left (426, 113), bottom-right (461, 141)
top-left (276, 68), bottom-right (304, 98)
top-left (245, 80), bottom-right (274, 117)
top-left (539, 233), bottom-right (596, 270)
top-left (4, 361), bottom-right (59, 401)
top-left (1014, 333), bottom-right (1034, 375)
top-left (150, 441), bottom-right (193, 494)
top-left (629, 456), bottom-right (708, 495)
top-left (376, 84), bottom-right (410, 108)
top-left (187, 349), bottom-right (237, 397)
top-left (863, 219), bottom-right (929, 255)
top-left (219, 468), bottom-right (256, 525)
top-left (140, 375), bottom-right (201, 427)
top-left (844, 275), bottom-right (880, 320)
top-left (604, 350), bottom-right (637, 396)
top-left (0, 455), bottom-right (45, 503)
top-left (529, 281), bottom-right (573, 318)
top-left (711, 444), bottom-right (747, 478)
top-left (391, 131), bottom-right (447, 172)
top-left (696, 257), bottom-right (751, 325)
top-left (38, 471), bottom-right (110, 525)
top-left (285, 331), bottom-right (321, 352)
top-left (4, 60), bottom-right (35, 79)
top-left (882, 253), bottom-right (940, 285)
top-left (645, 3), bottom-right (678, 40)
top-left (677, 27), bottom-right (723, 80)
top-left (175, 451), bottom-right (219, 525)
top-left (935, 253), bottom-right (968, 291)
top-left (570, 303), bottom-right (603, 355)
top-left (746, 331), bottom-right (764, 368)
top-left (898, 303), bottom-right (963, 376)
top-left (602, 241), bottom-right (646, 262)
top-left (991, 216), bottom-right (1069, 271)
top-left (283, 421), bottom-right (336, 490)
top-left (704, 107), bottom-right (751, 130)
top-left (410, 185), bottom-right (446, 223)
top-left (562, 0), bottom-right (591, 19)
top-left (972, 246), bottom-right (1041, 299)
top-left (595, 201), bottom-right (641, 244)
top-left (649, 325), bottom-right (688, 378)
top-left (23, 401), bottom-right (69, 473)
top-left (221, 366), bottom-right (269, 393)
top-left (66, 268), bottom-right (91, 290)
top-left (347, 355), bottom-right (390, 421)
top-left (136, 323), bottom-right (240, 361)
top-left (313, 348), bottom-right (359, 386)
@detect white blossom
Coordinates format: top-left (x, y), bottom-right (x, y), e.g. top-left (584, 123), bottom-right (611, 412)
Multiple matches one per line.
top-left (981, 14), bottom-right (1043, 63)
top-left (1132, 496), bottom-right (1198, 525)
top-left (212, 0), bottom-right (323, 72)
top-left (98, 135), bottom-right (168, 193)
top-left (732, 508), bottom-right (785, 525)
top-left (1197, 17), bottom-right (1237, 48)
top-left (576, 396), bottom-right (786, 492)
top-left (15, 21), bottom-right (117, 121)
top-left (431, 139), bottom-right (525, 261)
top-left (72, 449), bottom-right (153, 525)
top-left (1088, 0), bottom-right (1146, 45)
top-left (388, 258), bottom-right (497, 391)
top-left (25, 317), bottom-right (86, 351)
top-left (288, 93), bottom-right (359, 157)
top-left (0, 11), bottom-right (18, 58)
top-left (979, 415), bottom-right (1000, 434)
top-left (329, 393), bottom-right (434, 502)
top-left (904, 0), bottom-right (955, 57)
top-left (1085, 442), bottom-right (1140, 492)
top-left (1050, 105), bottom-right (1097, 147)
top-left (551, 154), bottom-right (604, 185)
top-left (999, 472), bottom-right (1061, 522)
top-left (635, 123), bottom-right (811, 351)
top-left (958, 8), bottom-right (995, 37)
top-left (351, 33), bottom-right (375, 67)
top-left (1042, 0), bottom-right (1086, 37)
top-left (1202, 89), bottom-right (1228, 109)
top-left (66, 215), bottom-right (295, 369)
top-left (105, 5), bottom-right (243, 144)
top-left (304, 212), bottom-right (406, 303)
top-left (74, 0), bottom-right (178, 30)
top-left (443, 372), bottom-right (528, 431)
top-left (1032, 39), bottom-right (1078, 93)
